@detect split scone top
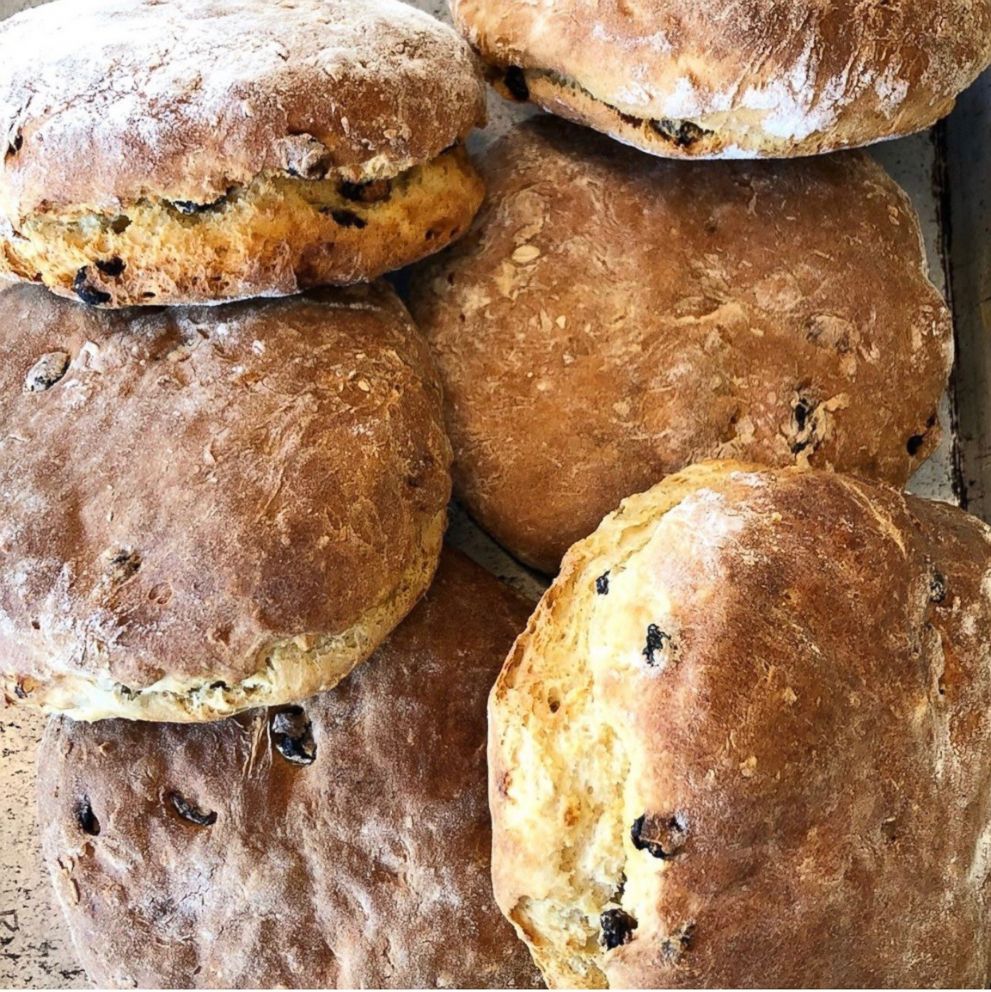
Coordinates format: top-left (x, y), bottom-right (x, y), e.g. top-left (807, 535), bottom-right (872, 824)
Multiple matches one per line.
top-left (489, 462), bottom-right (991, 988)
top-left (454, 0), bottom-right (991, 158)
top-left (0, 283), bottom-right (451, 722)
top-left (411, 117), bottom-right (954, 573)
top-left (38, 549), bottom-right (540, 989)
top-left (0, 0), bottom-right (486, 307)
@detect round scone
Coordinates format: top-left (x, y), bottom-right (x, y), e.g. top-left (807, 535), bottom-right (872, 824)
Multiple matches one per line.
top-left (488, 462), bottom-right (991, 988)
top-left (0, 0), bottom-right (486, 307)
top-left (38, 549), bottom-right (540, 989)
top-left (410, 117), bottom-right (953, 572)
top-left (453, 0), bottom-right (991, 158)
top-left (0, 282), bottom-right (451, 722)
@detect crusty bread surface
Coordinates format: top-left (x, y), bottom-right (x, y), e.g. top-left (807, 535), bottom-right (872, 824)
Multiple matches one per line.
top-left (0, 282), bottom-right (452, 721)
top-left (38, 549), bottom-right (541, 989)
top-left (0, 0), bottom-right (487, 304)
top-left (411, 117), bottom-right (953, 572)
top-left (453, 0), bottom-right (991, 157)
top-left (489, 461), bottom-right (991, 987)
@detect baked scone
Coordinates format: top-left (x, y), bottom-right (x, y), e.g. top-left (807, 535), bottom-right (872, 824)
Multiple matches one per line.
top-left (410, 117), bottom-right (953, 572)
top-left (0, 283), bottom-right (451, 722)
top-left (0, 0), bottom-right (486, 307)
top-left (489, 462), bottom-right (991, 988)
top-left (453, 0), bottom-right (991, 158)
top-left (38, 549), bottom-right (540, 989)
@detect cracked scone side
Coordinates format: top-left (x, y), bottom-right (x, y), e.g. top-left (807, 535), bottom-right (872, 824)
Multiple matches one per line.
top-left (2, 146), bottom-right (484, 307)
top-left (454, 0), bottom-right (991, 157)
top-left (489, 461), bottom-right (991, 987)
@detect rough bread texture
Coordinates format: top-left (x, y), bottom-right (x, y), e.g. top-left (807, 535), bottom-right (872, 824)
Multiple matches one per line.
top-left (2, 146), bottom-right (484, 307)
top-left (0, 0), bottom-right (487, 304)
top-left (453, 0), bottom-right (991, 157)
top-left (0, 283), bottom-right (452, 722)
top-left (38, 550), bottom-right (542, 989)
top-left (489, 461), bottom-right (991, 988)
top-left (410, 117), bottom-right (953, 572)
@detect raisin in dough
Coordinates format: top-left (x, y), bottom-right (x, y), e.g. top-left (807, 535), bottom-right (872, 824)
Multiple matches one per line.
top-left (0, 282), bottom-right (451, 721)
top-left (489, 461), bottom-right (991, 987)
top-left (0, 0), bottom-right (486, 306)
top-left (410, 117), bottom-right (953, 572)
top-left (39, 550), bottom-right (541, 989)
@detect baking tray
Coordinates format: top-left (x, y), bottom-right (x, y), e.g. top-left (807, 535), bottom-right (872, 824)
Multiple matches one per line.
top-left (0, 0), bottom-right (988, 986)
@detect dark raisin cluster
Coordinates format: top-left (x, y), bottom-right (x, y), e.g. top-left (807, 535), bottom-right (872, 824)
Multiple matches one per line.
top-left (642, 624), bottom-right (673, 665)
top-left (270, 707), bottom-right (317, 765)
top-left (75, 797), bottom-right (100, 836)
top-left (650, 118), bottom-right (710, 148)
top-left (631, 812), bottom-right (688, 859)
top-left (168, 791), bottom-right (217, 827)
top-left (72, 267), bottom-right (111, 306)
top-left (600, 908), bottom-right (638, 950)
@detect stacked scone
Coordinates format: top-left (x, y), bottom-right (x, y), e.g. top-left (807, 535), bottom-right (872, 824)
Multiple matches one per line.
top-left (0, 0), bottom-right (538, 986)
top-left (1, 0), bottom-right (991, 989)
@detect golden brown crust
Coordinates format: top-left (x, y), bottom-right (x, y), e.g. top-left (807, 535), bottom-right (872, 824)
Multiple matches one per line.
top-left (0, 283), bottom-right (452, 721)
top-left (454, 0), bottom-right (991, 157)
top-left (38, 550), bottom-right (541, 989)
top-left (1, 147), bottom-right (484, 308)
top-left (410, 117), bottom-right (953, 572)
top-left (489, 462), bottom-right (991, 987)
top-left (0, 0), bottom-right (486, 219)
top-left (0, 0), bottom-right (488, 303)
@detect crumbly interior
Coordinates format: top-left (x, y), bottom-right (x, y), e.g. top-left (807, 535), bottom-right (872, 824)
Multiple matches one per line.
top-left (7, 510), bottom-right (445, 722)
top-left (493, 468), bottom-right (719, 987)
top-left (1, 146), bottom-right (482, 305)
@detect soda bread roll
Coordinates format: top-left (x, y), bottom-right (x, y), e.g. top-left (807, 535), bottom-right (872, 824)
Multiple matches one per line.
top-left (411, 117), bottom-right (953, 572)
top-left (0, 283), bottom-right (451, 722)
top-left (38, 549), bottom-right (540, 989)
top-left (453, 0), bottom-right (991, 158)
top-left (0, 0), bottom-right (486, 307)
top-left (488, 462), bottom-right (991, 988)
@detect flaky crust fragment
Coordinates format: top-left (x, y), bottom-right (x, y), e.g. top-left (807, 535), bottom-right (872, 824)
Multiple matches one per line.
top-left (489, 462), bottom-right (991, 987)
top-left (0, 283), bottom-right (452, 721)
top-left (0, 0), bottom-right (487, 303)
top-left (411, 117), bottom-right (953, 572)
top-left (453, 0), bottom-right (991, 157)
top-left (38, 550), bottom-right (541, 989)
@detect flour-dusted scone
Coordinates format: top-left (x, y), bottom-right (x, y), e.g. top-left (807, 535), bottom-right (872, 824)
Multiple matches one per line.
top-left (453, 0), bottom-right (991, 158)
top-left (410, 117), bottom-right (953, 572)
top-left (0, 283), bottom-right (451, 722)
top-left (38, 550), bottom-right (541, 989)
top-left (0, 0), bottom-right (486, 307)
top-left (488, 462), bottom-right (991, 988)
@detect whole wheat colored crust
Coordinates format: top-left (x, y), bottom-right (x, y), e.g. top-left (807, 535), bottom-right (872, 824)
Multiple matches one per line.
top-left (38, 550), bottom-right (540, 989)
top-left (411, 117), bottom-right (953, 572)
top-left (489, 462), bottom-right (991, 987)
top-left (0, 283), bottom-right (452, 721)
top-left (454, 0), bottom-right (991, 157)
